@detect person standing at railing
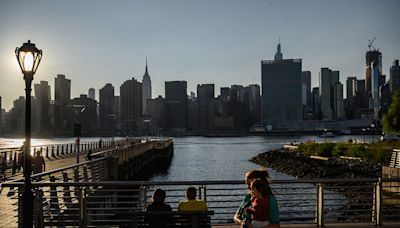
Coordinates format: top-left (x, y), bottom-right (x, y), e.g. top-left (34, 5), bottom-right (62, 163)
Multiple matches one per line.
top-left (234, 169), bottom-right (280, 228)
top-left (32, 149), bottom-right (46, 174)
top-left (146, 188), bottom-right (172, 228)
top-left (245, 179), bottom-right (271, 228)
top-left (178, 187), bottom-right (208, 211)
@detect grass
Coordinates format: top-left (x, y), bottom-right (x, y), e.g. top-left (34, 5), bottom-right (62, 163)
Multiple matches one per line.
top-left (297, 141), bottom-right (400, 165)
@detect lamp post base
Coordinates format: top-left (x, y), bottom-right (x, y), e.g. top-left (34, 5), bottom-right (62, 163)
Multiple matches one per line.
top-left (22, 189), bottom-right (34, 227)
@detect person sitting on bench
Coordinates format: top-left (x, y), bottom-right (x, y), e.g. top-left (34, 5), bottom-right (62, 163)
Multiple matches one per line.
top-left (178, 187), bottom-right (207, 211)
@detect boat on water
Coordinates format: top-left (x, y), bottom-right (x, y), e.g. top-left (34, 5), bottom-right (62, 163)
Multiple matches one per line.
top-left (319, 132), bottom-right (335, 138)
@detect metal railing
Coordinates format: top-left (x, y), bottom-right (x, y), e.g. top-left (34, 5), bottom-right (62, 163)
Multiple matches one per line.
top-left (2, 178), bottom-right (400, 227)
top-left (0, 139), bottom-right (130, 182)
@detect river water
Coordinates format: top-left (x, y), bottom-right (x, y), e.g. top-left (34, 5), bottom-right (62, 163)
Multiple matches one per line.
top-left (0, 135), bottom-right (378, 180)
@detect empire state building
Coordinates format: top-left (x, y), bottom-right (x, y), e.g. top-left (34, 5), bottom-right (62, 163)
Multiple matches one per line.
top-left (142, 60), bottom-right (152, 115)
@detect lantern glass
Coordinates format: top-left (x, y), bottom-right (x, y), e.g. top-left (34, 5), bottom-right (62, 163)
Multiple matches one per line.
top-left (15, 40), bottom-right (42, 75)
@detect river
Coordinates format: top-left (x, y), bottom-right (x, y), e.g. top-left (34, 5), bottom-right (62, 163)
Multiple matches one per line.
top-left (0, 135), bottom-right (378, 181)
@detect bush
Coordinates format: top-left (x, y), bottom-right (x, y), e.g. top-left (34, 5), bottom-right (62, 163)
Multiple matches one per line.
top-left (332, 143), bottom-right (347, 157)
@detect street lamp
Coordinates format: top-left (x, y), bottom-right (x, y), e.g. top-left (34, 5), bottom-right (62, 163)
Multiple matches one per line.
top-left (144, 119), bottom-right (151, 141)
top-left (109, 114), bottom-right (117, 143)
top-left (363, 128), bottom-right (366, 144)
top-left (371, 123), bottom-right (375, 144)
top-left (15, 40), bottom-right (43, 228)
top-left (69, 105), bottom-right (86, 163)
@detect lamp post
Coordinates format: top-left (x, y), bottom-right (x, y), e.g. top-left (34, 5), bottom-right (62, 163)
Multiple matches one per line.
top-left (69, 105), bottom-right (86, 163)
top-left (144, 119), bottom-right (150, 141)
top-left (362, 128), bottom-right (366, 144)
top-left (109, 114), bottom-right (117, 143)
top-left (15, 40), bottom-right (43, 228)
top-left (371, 123), bottom-right (375, 144)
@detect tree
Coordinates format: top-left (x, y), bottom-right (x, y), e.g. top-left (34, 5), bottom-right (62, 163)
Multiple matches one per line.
top-left (382, 89), bottom-right (400, 134)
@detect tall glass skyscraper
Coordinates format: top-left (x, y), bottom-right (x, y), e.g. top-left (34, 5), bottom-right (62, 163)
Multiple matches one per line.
top-left (261, 42), bottom-right (302, 129)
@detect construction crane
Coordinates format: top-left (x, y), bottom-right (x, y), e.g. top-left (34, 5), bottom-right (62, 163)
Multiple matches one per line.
top-left (368, 37), bottom-right (376, 51)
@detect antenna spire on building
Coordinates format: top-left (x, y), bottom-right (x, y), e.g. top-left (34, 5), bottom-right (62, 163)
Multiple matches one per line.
top-left (274, 38), bottom-right (283, 61)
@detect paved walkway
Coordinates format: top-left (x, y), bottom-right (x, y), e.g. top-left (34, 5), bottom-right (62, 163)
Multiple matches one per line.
top-left (0, 154), bottom-right (85, 228)
top-left (212, 223), bottom-right (400, 228)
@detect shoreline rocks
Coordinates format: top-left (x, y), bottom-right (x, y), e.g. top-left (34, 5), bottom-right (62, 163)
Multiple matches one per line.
top-left (250, 148), bottom-right (381, 179)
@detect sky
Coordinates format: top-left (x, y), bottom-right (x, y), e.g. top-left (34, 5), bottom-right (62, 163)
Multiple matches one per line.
top-left (0, 0), bottom-right (399, 111)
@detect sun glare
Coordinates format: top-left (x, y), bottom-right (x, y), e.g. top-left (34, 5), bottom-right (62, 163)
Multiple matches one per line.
top-left (20, 51), bottom-right (34, 72)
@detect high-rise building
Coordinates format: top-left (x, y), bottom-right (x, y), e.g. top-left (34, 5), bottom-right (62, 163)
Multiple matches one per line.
top-left (54, 74), bottom-right (71, 131)
top-left (248, 84), bottom-right (261, 124)
top-left (346, 77), bottom-right (357, 99)
top-left (165, 81), bottom-right (187, 131)
top-left (34, 81), bottom-right (51, 133)
top-left (197, 84), bottom-right (215, 131)
top-left (319, 68), bottom-right (339, 120)
top-left (371, 62), bottom-right (380, 119)
top-left (88, 88), bottom-right (95, 100)
top-left (390, 59), bottom-right (400, 92)
top-left (68, 95), bottom-right (98, 135)
top-left (8, 96), bottom-right (26, 133)
top-left (334, 82), bottom-right (345, 119)
top-left (365, 50), bottom-right (382, 95)
top-left (302, 71), bottom-right (311, 105)
top-left (311, 87), bottom-right (321, 119)
top-left (147, 96), bottom-right (164, 130)
top-left (99, 83), bottom-right (115, 132)
top-left (262, 42), bottom-right (302, 129)
top-left (120, 77), bottom-right (142, 133)
top-left (142, 60), bottom-right (152, 115)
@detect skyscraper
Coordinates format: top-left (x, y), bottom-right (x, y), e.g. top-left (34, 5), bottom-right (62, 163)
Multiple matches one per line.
top-left (88, 88), bottom-right (95, 100)
top-left (390, 59), bottom-right (400, 92)
top-left (346, 77), bottom-right (357, 99)
top-left (371, 62), bottom-right (380, 119)
top-left (165, 81), bottom-right (187, 131)
top-left (99, 83), bottom-right (115, 132)
top-left (319, 68), bottom-right (339, 120)
top-left (248, 84), bottom-right (261, 124)
top-left (120, 78), bottom-right (142, 133)
top-left (197, 84), bottom-right (215, 132)
top-left (142, 60), bottom-right (152, 115)
top-left (334, 82), bottom-right (345, 119)
top-left (68, 95), bottom-right (98, 135)
top-left (365, 50), bottom-right (382, 95)
top-left (261, 42), bottom-right (302, 129)
top-left (34, 81), bottom-right (51, 132)
top-left (54, 74), bottom-right (71, 131)
top-left (302, 71), bottom-right (311, 105)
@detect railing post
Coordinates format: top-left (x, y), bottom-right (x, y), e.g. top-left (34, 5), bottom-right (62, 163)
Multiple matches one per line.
top-left (316, 183), bottom-right (324, 227)
top-left (139, 184), bottom-right (147, 211)
top-left (79, 188), bottom-right (86, 228)
top-left (203, 185), bottom-right (207, 202)
top-left (46, 147), bottom-right (49, 158)
top-left (34, 189), bottom-right (44, 228)
top-left (374, 178), bottom-right (383, 226)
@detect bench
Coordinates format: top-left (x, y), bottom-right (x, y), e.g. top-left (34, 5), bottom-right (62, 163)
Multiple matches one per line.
top-left (117, 210), bottom-right (214, 228)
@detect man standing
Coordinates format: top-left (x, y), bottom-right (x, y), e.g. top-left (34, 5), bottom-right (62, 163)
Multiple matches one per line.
top-left (32, 150), bottom-right (46, 174)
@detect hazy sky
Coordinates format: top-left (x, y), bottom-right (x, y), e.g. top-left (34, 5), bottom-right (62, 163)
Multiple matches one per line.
top-left (1, 0), bottom-right (399, 111)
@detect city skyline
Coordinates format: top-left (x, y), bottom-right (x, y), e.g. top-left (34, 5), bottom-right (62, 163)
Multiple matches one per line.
top-left (1, 0), bottom-right (400, 110)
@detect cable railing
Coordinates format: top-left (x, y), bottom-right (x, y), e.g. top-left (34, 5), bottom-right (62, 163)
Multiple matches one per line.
top-left (2, 178), bottom-right (400, 227)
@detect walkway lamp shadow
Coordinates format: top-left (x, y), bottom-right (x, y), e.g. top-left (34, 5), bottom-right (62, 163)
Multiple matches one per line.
top-left (15, 40), bottom-right (43, 228)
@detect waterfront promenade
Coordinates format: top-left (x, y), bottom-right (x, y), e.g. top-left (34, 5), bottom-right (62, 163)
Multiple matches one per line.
top-left (0, 152), bottom-right (87, 227)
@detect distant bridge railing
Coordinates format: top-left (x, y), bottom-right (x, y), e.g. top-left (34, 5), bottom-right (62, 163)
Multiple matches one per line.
top-left (2, 178), bottom-right (400, 227)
